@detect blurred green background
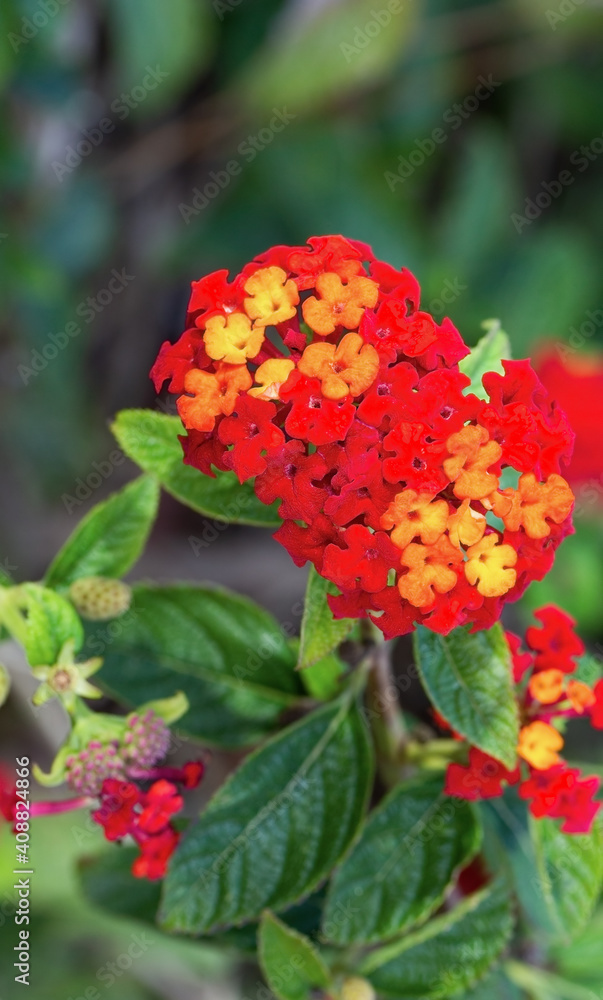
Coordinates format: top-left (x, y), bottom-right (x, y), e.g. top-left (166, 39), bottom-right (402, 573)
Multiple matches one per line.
top-left (1, 0), bottom-right (603, 996)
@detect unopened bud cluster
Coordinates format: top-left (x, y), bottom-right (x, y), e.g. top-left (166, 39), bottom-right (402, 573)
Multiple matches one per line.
top-left (65, 710), bottom-right (169, 796)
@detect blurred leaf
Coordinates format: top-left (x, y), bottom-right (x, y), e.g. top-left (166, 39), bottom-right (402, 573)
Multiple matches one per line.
top-left (493, 229), bottom-right (597, 350)
top-left (45, 475), bottom-right (159, 589)
top-left (258, 912), bottom-right (331, 1000)
top-left (459, 320), bottom-right (512, 399)
top-left (322, 774), bottom-right (482, 944)
top-left (160, 698), bottom-right (374, 934)
top-left (239, 0), bottom-right (417, 114)
top-left (95, 583), bottom-right (304, 748)
top-left (79, 847), bottom-right (161, 923)
top-left (413, 624), bottom-right (519, 769)
top-left (112, 410), bottom-right (281, 526)
top-left (107, 0), bottom-right (215, 115)
top-left (530, 814), bottom-right (603, 943)
top-left (359, 879), bottom-right (514, 997)
top-left (437, 127), bottom-right (516, 281)
top-left (298, 566), bottom-right (354, 670)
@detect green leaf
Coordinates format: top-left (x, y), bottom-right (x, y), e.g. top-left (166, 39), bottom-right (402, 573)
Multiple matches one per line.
top-left (323, 774), bottom-right (482, 944)
top-left (44, 476), bottom-right (159, 590)
top-left (159, 698), bottom-right (374, 934)
top-left (79, 848), bottom-right (161, 924)
top-left (240, 0), bottom-right (417, 115)
top-left (94, 584), bottom-right (304, 748)
top-left (111, 410), bottom-right (281, 526)
top-left (107, 0), bottom-right (214, 116)
top-left (530, 815), bottom-right (603, 942)
top-left (21, 584), bottom-right (84, 667)
top-left (360, 879), bottom-right (515, 998)
top-left (258, 911), bottom-right (331, 1000)
top-left (459, 320), bottom-right (512, 399)
top-left (298, 567), bottom-right (355, 669)
top-left (413, 624), bottom-right (519, 769)
top-left (301, 651), bottom-right (347, 701)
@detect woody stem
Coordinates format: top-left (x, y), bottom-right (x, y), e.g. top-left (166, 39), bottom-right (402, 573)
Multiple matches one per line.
top-left (362, 621), bottom-right (407, 786)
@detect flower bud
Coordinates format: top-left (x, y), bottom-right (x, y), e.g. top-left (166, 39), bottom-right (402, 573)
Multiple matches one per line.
top-left (339, 977), bottom-right (376, 1000)
top-left (69, 577), bottom-right (132, 620)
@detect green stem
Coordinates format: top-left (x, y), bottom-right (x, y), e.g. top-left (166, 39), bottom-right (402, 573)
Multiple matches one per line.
top-left (505, 960), bottom-right (599, 1000)
top-left (0, 587), bottom-right (28, 646)
top-left (363, 626), bottom-right (406, 787)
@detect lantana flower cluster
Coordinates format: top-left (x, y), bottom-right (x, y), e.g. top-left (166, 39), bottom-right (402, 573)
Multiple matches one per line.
top-left (152, 235), bottom-right (575, 638)
top-left (445, 605), bottom-right (603, 834)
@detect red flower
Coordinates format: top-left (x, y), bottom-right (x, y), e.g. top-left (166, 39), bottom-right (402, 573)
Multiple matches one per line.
top-left (274, 515), bottom-right (342, 572)
top-left (324, 455), bottom-right (398, 530)
top-left (323, 525), bottom-right (400, 593)
top-left (255, 440), bottom-right (329, 521)
top-left (382, 421), bottom-right (448, 493)
top-left (151, 328), bottom-right (209, 394)
top-left (281, 372), bottom-right (355, 446)
top-left (131, 826), bottom-right (180, 880)
top-left (137, 780), bottom-right (183, 835)
top-left (218, 396), bottom-right (285, 482)
top-left (93, 780), bottom-right (141, 841)
top-left (519, 766), bottom-right (601, 834)
top-left (445, 748), bottom-right (520, 800)
top-left (525, 605), bottom-right (584, 673)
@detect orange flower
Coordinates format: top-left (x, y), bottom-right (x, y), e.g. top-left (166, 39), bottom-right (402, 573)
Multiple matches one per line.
top-left (297, 332), bottom-right (379, 400)
top-left (464, 534), bottom-right (517, 597)
top-left (302, 272), bottom-right (379, 336)
top-left (447, 499), bottom-right (486, 549)
top-left (444, 425), bottom-right (502, 500)
top-left (381, 491), bottom-right (449, 551)
top-left (489, 473), bottom-right (574, 539)
top-left (243, 266), bottom-right (299, 327)
top-left (518, 721), bottom-right (564, 770)
top-left (528, 668), bottom-right (564, 705)
top-left (248, 359), bottom-right (296, 400)
top-left (204, 312), bottom-right (264, 364)
top-left (567, 680), bottom-right (596, 714)
top-left (177, 364), bottom-right (252, 432)
top-left (398, 535), bottom-right (462, 608)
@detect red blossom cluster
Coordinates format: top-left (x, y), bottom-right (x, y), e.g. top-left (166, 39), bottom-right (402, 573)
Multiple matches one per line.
top-left (0, 760), bottom-right (204, 880)
top-left (445, 605), bottom-right (603, 834)
top-left (92, 761), bottom-right (201, 878)
top-left (152, 236), bottom-right (575, 638)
